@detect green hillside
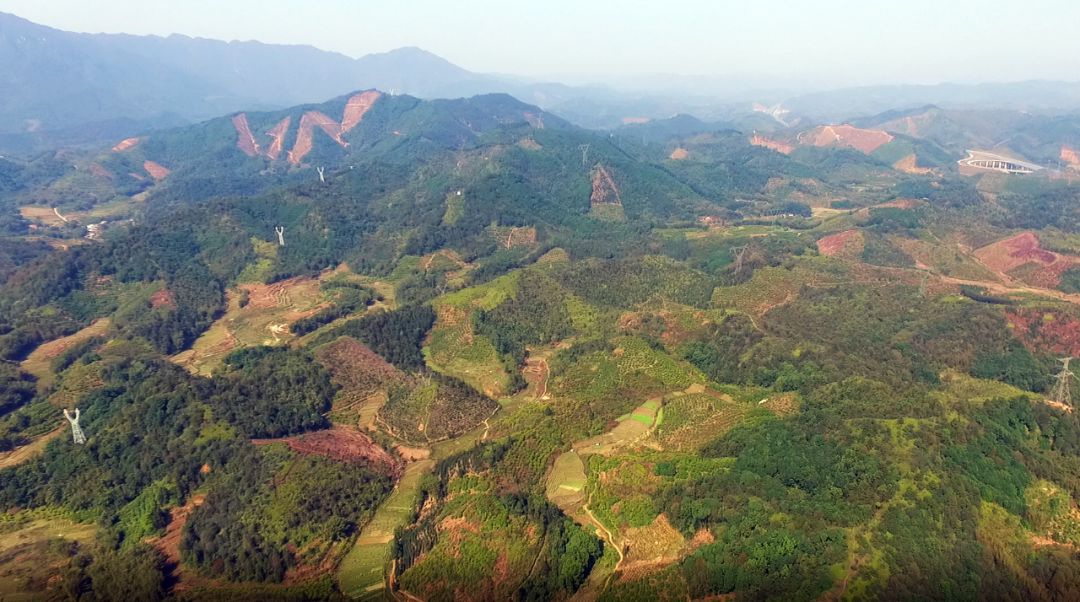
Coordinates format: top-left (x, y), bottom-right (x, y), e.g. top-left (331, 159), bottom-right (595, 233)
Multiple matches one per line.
top-left (2, 89), bottom-right (1080, 601)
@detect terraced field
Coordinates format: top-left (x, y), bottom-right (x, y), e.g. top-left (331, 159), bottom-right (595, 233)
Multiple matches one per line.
top-left (338, 459), bottom-right (433, 599)
top-left (172, 275), bottom-right (329, 375)
top-left (20, 318), bottom-right (110, 389)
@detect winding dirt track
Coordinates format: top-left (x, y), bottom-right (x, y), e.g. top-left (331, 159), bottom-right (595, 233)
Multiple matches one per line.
top-left (583, 491), bottom-right (624, 587)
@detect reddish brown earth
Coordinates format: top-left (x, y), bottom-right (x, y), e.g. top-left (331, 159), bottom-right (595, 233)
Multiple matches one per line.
top-left (340, 90), bottom-right (382, 132)
top-left (1006, 309), bottom-right (1080, 356)
top-left (150, 493), bottom-right (206, 567)
top-left (798, 125), bottom-right (893, 154)
top-left (314, 336), bottom-right (402, 395)
top-left (1062, 145), bottom-right (1080, 169)
top-left (972, 232), bottom-right (1080, 287)
top-left (234, 92), bottom-right (380, 165)
top-left (143, 160), bottom-right (170, 181)
top-left (621, 116), bottom-right (651, 125)
top-left (288, 111), bottom-right (346, 165)
top-left (590, 164), bottom-right (622, 206)
top-left (817, 229), bottom-right (863, 258)
top-left (252, 426), bottom-right (401, 476)
top-left (669, 147), bottom-right (690, 160)
top-left (149, 288), bottom-right (177, 310)
top-left (231, 113), bottom-right (260, 157)
top-left (750, 134), bottom-right (794, 154)
top-left (111, 137), bottom-right (140, 152)
top-left (874, 198), bottom-right (921, 209)
top-left (264, 117), bottom-right (291, 160)
top-left (242, 275), bottom-right (315, 309)
top-left (893, 154), bottom-right (931, 174)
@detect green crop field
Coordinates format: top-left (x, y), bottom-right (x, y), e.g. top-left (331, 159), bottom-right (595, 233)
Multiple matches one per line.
top-left (338, 459), bottom-right (434, 599)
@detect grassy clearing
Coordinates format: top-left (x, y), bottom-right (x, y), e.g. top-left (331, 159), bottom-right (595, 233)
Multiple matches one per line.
top-left (338, 459), bottom-right (433, 599)
top-left (0, 428), bottom-right (63, 470)
top-left (933, 371), bottom-right (1031, 407)
top-left (20, 318), bottom-right (111, 390)
top-left (546, 451), bottom-right (588, 512)
top-left (173, 274), bottom-right (331, 375)
top-left (19, 197), bottom-right (136, 228)
top-left (0, 509), bottom-right (96, 600)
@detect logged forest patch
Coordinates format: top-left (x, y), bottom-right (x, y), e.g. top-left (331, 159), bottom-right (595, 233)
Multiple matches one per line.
top-left (1005, 308), bottom-right (1080, 357)
top-left (817, 229), bottom-right (865, 259)
top-left (974, 232), bottom-right (1080, 288)
top-left (797, 124), bottom-right (894, 154)
top-left (252, 426), bottom-right (401, 476)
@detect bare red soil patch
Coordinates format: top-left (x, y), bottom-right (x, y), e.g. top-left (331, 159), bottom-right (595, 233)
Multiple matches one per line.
top-left (817, 229), bottom-right (863, 258)
top-left (798, 125), bottom-right (893, 154)
top-left (288, 111), bottom-right (346, 165)
top-left (149, 288), bottom-right (177, 310)
top-left (340, 90), bottom-right (382, 132)
top-left (150, 493), bottom-right (206, 567)
top-left (518, 137), bottom-right (542, 150)
top-left (252, 426), bottom-right (401, 477)
top-left (264, 117), bottom-right (291, 160)
top-left (750, 134), bottom-right (794, 155)
top-left (284, 92), bottom-right (380, 165)
top-left (590, 164), bottom-right (622, 206)
top-left (669, 147), bottom-right (690, 160)
top-left (231, 113), bottom-right (260, 157)
top-left (1006, 309), bottom-right (1080, 357)
top-left (241, 275), bottom-right (315, 309)
top-left (314, 336), bottom-right (403, 397)
top-left (893, 154), bottom-right (931, 174)
top-left (973, 232), bottom-right (1080, 287)
top-left (1063, 145), bottom-right (1080, 169)
top-left (111, 137), bottom-right (140, 152)
top-left (874, 198), bottom-right (920, 209)
top-left (621, 116), bottom-right (650, 125)
top-left (143, 160), bottom-right (170, 181)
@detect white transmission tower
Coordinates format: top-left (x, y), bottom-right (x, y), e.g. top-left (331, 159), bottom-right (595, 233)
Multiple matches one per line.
top-left (64, 408), bottom-right (86, 445)
top-left (1051, 357), bottom-right (1078, 408)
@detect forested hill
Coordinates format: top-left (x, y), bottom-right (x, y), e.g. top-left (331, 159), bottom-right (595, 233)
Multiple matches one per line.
top-left (5, 79), bottom-right (1080, 600)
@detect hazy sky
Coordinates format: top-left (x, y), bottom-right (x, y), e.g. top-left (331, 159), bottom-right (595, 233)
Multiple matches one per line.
top-left (2, 0), bottom-right (1077, 87)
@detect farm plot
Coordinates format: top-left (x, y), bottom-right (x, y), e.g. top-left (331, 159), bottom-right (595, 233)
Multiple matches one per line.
top-left (20, 318), bottom-right (110, 389)
top-left (337, 459), bottom-right (433, 599)
top-left (573, 397), bottom-right (662, 456)
top-left (424, 273), bottom-right (519, 397)
top-left (172, 275), bottom-right (329, 375)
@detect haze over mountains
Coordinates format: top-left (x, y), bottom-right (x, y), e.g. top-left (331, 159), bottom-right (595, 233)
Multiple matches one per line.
top-left (4, 10), bottom-right (1080, 151)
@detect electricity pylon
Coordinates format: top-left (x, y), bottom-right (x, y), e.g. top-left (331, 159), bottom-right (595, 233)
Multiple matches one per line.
top-left (1050, 357), bottom-right (1077, 407)
top-left (63, 408), bottom-right (86, 445)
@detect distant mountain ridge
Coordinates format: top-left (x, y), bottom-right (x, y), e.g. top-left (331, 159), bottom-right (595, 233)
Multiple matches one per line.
top-left (4, 11), bottom-right (1080, 153)
top-left (0, 12), bottom-right (509, 145)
